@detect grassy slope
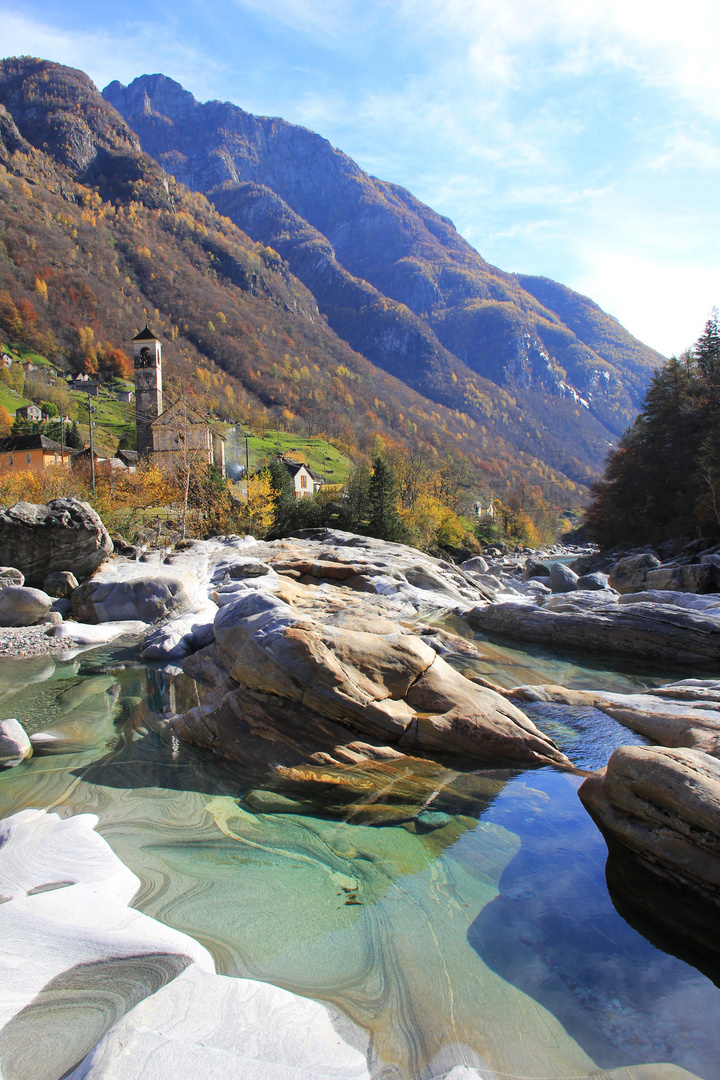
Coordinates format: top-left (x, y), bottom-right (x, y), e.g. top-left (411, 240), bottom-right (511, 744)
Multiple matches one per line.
top-left (233, 428), bottom-right (352, 482)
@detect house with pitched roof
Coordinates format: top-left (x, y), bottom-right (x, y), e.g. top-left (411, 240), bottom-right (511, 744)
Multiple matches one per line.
top-left (279, 455), bottom-right (322, 498)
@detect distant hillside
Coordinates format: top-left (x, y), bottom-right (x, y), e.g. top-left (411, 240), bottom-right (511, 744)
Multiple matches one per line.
top-left (104, 73), bottom-right (664, 485)
top-left (3, 57), bottom-right (550, 494)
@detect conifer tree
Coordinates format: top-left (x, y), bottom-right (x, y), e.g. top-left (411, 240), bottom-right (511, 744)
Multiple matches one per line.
top-left (368, 456), bottom-right (402, 541)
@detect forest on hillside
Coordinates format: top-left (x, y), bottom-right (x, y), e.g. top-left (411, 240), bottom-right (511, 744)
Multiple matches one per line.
top-left (586, 312), bottom-right (720, 547)
top-left (0, 57), bottom-right (590, 518)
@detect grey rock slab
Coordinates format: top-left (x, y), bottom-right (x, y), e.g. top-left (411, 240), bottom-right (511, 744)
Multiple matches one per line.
top-left (466, 595), bottom-right (720, 663)
top-left (0, 718), bottom-right (32, 766)
top-left (67, 964), bottom-right (371, 1080)
top-left (0, 586), bottom-right (53, 627)
top-left (0, 809), bottom-right (371, 1080)
top-left (579, 745), bottom-right (720, 898)
top-left (0, 499), bottom-right (113, 586)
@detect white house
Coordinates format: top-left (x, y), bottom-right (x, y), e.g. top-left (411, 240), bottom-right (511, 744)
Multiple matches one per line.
top-left (279, 456), bottom-right (322, 498)
top-left (472, 497), bottom-right (497, 520)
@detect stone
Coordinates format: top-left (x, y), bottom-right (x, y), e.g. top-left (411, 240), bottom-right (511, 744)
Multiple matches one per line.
top-left (0, 499), bottom-right (113, 586)
top-left (72, 565), bottom-right (204, 624)
top-left (47, 620), bottom-right (147, 645)
top-left (522, 558), bottom-right (551, 580)
top-left (466, 594), bottom-right (720, 664)
top-left (416, 810), bottom-right (452, 830)
top-left (461, 555), bottom-right (489, 574)
top-left (576, 572), bottom-right (611, 591)
top-left (0, 718), bottom-right (32, 766)
top-left (0, 566), bottom-right (24, 589)
top-left (43, 570), bottom-right (79, 598)
top-left (548, 562), bottom-right (579, 593)
top-left (607, 552), bottom-right (661, 594)
top-left (175, 586), bottom-right (570, 769)
top-left (140, 604), bottom-right (218, 660)
top-left (0, 586), bottom-right (53, 627)
top-left (644, 562), bottom-right (719, 594)
top-left (579, 745), bottom-right (720, 901)
top-left (50, 597), bottom-right (72, 618)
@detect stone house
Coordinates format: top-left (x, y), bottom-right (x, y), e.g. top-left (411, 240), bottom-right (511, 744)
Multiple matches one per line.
top-left (150, 400), bottom-right (226, 478)
top-left (15, 403), bottom-right (44, 422)
top-left (0, 434), bottom-right (70, 475)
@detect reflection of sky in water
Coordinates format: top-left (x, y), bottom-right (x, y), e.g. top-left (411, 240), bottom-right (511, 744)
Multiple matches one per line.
top-left (523, 702), bottom-right (650, 772)
top-left (465, 769), bottom-right (720, 1079)
top-left (1, 645), bottom-right (720, 1079)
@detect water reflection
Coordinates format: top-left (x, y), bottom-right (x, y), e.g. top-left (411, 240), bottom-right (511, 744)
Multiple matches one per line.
top-left (467, 770), bottom-right (720, 1079)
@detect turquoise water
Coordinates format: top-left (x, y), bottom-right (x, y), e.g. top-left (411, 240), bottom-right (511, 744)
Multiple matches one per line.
top-left (1, 642), bottom-right (719, 1079)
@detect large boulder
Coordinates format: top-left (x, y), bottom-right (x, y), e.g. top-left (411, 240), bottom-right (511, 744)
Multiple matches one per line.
top-left (72, 565), bottom-right (204, 624)
top-left (579, 745), bottom-right (720, 900)
top-left (608, 552), bottom-right (661, 594)
top-left (0, 499), bottom-right (113, 586)
top-left (548, 562), bottom-right (579, 593)
top-left (173, 586), bottom-right (570, 769)
top-left (0, 586), bottom-right (53, 627)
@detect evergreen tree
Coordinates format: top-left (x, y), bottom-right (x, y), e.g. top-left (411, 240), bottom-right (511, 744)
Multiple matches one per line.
top-left (586, 313), bottom-right (720, 546)
top-left (368, 456), bottom-right (403, 541)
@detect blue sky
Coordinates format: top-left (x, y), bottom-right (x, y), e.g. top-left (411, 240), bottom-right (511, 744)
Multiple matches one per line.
top-left (2, 0), bottom-right (719, 356)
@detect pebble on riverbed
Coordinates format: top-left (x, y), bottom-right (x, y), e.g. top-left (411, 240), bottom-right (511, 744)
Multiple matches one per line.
top-left (0, 624), bottom-right (81, 658)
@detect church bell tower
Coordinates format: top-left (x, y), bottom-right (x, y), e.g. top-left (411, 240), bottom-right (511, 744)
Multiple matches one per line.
top-left (132, 325), bottom-right (163, 457)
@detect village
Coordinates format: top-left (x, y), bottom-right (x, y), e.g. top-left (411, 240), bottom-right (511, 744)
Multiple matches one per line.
top-left (0, 326), bottom-right (500, 523)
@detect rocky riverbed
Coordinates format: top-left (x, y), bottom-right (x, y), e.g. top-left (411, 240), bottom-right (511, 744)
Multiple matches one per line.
top-left (2, 500), bottom-right (720, 1079)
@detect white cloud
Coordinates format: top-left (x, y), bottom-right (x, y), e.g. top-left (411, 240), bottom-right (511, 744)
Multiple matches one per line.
top-left (0, 10), bottom-right (219, 100)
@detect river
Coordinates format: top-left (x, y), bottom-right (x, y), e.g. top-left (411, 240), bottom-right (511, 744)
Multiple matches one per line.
top-left (0, 629), bottom-right (718, 1080)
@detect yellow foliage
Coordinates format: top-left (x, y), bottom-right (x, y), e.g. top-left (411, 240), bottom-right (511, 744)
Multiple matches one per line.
top-left (399, 491), bottom-right (466, 551)
top-left (244, 474), bottom-right (276, 535)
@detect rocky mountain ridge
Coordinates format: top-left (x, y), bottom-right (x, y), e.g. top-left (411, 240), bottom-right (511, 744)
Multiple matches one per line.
top-left (104, 73), bottom-right (664, 479)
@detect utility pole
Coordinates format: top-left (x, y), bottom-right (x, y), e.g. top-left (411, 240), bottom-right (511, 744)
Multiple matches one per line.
top-left (87, 394), bottom-right (96, 493)
top-left (245, 434), bottom-right (250, 479)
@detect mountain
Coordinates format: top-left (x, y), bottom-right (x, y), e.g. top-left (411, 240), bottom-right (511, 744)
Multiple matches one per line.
top-left (103, 74), bottom-right (663, 483)
top-left (0, 57), bottom-right (521, 481)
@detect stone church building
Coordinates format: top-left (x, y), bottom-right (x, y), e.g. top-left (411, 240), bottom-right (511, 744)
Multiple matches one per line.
top-left (132, 326), bottom-right (225, 477)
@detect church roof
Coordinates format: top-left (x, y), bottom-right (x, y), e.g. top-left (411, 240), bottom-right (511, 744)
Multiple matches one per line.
top-left (132, 324), bottom-right (161, 342)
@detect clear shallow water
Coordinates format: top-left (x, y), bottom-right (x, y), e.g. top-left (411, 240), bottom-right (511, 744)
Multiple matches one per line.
top-left (1, 645), bottom-right (719, 1080)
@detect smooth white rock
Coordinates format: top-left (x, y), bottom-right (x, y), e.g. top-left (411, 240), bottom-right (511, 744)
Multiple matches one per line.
top-left (47, 620), bottom-right (147, 644)
top-left (67, 964), bottom-right (371, 1080)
